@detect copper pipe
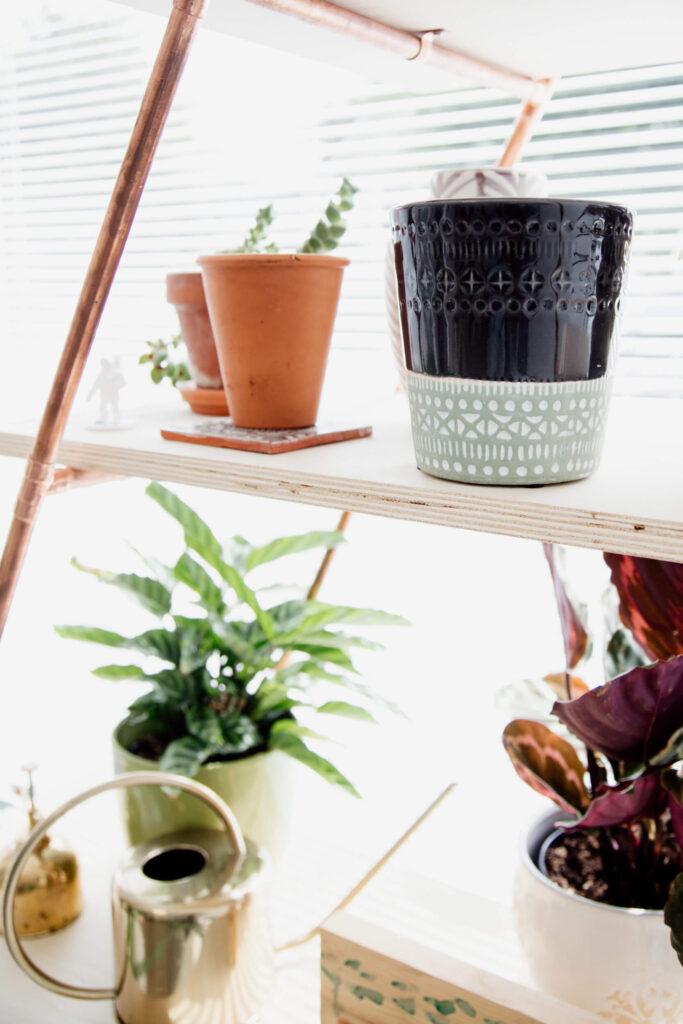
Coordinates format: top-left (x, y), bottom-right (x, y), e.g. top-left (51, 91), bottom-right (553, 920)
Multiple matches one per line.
top-left (498, 77), bottom-right (556, 167)
top-left (246, 0), bottom-right (550, 102)
top-left (275, 510), bottom-right (351, 671)
top-left (46, 468), bottom-right (121, 496)
top-left (0, 0), bottom-right (206, 639)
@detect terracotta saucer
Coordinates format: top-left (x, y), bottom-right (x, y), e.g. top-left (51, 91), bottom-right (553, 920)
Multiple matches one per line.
top-left (177, 384), bottom-right (229, 416)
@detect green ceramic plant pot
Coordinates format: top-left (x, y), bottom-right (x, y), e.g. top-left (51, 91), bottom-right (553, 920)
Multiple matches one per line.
top-left (113, 717), bottom-right (295, 861)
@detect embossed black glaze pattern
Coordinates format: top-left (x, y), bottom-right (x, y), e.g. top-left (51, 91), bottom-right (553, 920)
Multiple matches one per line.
top-left (391, 199), bottom-right (633, 382)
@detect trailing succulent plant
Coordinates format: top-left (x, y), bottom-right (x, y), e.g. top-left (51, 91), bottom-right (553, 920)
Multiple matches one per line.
top-left (503, 546), bottom-right (683, 963)
top-left (228, 177), bottom-right (358, 255)
top-left (139, 332), bottom-right (191, 388)
top-left (57, 483), bottom-right (405, 795)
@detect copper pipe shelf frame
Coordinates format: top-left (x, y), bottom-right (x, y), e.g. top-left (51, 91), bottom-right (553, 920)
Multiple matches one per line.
top-left (0, 0), bottom-right (554, 640)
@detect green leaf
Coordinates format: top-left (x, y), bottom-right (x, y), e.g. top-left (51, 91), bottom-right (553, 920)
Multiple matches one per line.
top-left (204, 554), bottom-right (275, 640)
top-left (289, 602), bottom-right (409, 633)
top-left (316, 701), bottom-right (376, 723)
top-left (71, 558), bottom-right (172, 617)
top-left (185, 705), bottom-right (224, 747)
top-left (245, 530), bottom-right (345, 572)
top-left (159, 736), bottom-right (213, 778)
top-left (253, 688), bottom-right (300, 718)
top-left (145, 483), bottom-right (223, 559)
top-left (665, 872), bottom-right (683, 966)
top-left (211, 620), bottom-right (267, 667)
top-left (55, 625), bottom-right (128, 647)
top-left (124, 628), bottom-right (181, 664)
top-left (92, 664), bottom-right (145, 680)
top-left (146, 668), bottom-right (194, 701)
top-left (269, 723), bottom-right (359, 796)
top-left (289, 643), bottom-right (358, 671)
top-left (174, 553), bottom-right (224, 611)
top-left (173, 617), bottom-right (213, 675)
top-left (129, 546), bottom-right (176, 591)
top-left (219, 713), bottom-right (262, 753)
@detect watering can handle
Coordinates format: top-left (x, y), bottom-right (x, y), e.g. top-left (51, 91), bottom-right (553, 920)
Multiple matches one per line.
top-left (1, 771), bottom-right (247, 1001)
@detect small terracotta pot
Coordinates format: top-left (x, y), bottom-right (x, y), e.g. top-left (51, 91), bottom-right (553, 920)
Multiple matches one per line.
top-left (198, 253), bottom-right (349, 429)
top-left (166, 272), bottom-right (224, 389)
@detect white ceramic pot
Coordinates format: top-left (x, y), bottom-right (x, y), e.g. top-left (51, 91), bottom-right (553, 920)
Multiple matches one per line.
top-left (515, 810), bottom-right (683, 1022)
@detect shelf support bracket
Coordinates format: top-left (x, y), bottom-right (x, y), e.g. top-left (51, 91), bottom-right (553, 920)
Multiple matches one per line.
top-left (0, 0), bottom-right (206, 639)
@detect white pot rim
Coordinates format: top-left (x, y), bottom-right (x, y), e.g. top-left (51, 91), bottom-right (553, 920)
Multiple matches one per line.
top-left (520, 807), bottom-right (664, 919)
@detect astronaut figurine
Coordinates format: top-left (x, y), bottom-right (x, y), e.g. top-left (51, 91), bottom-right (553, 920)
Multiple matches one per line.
top-left (87, 356), bottom-right (126, 427)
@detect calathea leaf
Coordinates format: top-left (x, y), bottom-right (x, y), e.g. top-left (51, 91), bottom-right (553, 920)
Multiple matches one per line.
top-left (159, 736), bottom-right (213, 778)
top-left (268, 721), bottom-right (359, 796)
top-left (664, 873), bottom-right (683, 967)
top-left (55, 625), bottom-right (128, 647)
top-left (316, 701), bottom-right (376, 722)
top-left (173, 617), bottom-right (212, 675)
top-left (211, 620), bottom-right (267, 667)
top-left (128, 545), bottom-right (175, 591)
top-left (564, 772), bottom-right (666, 831)
top-left (267, 600), bottom-right (310, 635)
top-left (123, 628), bottom-right (181, 665)
top-left (553, 656), bottom-right (683, 764)
top-left (218, 713), bottom-right (262, 752)
top-left (604, 553), bottom-right (683, 662)
top-left (174, 553), bottom-right (224, 611)
top-left (294, 602), bottom-right (409, 631)
top-left (289, 644), bottom-right (357, 671)
top-left (203, 553), bottom-right (275, 640)
top-left (145, 483), bottom-right (223, 559)
top-left (649, 726), bottom-right (683, 767)
top-left (92, 664), bottom-right (145, 680)
top-left (185, 705), bottom-right (224, 747)
top-left (244, 530), bottom-right (345, 572)
top-left (502, 719), bottom-right (590, 814)
top-left (71, 558), bottom-right (172, 617)
top-left (543, 543), bottom-right (590, 669)
top-left (146, 668), bottom-right (194, 701)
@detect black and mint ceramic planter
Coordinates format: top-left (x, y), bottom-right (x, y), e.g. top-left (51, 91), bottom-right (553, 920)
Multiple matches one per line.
top-left (392, 198), bottom-right (633, 485)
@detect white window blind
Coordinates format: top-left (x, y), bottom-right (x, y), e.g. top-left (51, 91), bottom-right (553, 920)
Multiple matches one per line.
top-left (1, 1), bottom-right (681, 404)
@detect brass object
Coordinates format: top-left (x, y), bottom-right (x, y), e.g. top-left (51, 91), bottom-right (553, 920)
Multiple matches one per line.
top-left (0, 766), bottom-right (81, 937)
top-left (2, 772), bottom-right (274, 1024)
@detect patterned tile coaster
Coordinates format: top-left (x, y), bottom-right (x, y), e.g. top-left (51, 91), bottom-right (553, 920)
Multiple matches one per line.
top-left (161, 420), bottom-right (372, 454)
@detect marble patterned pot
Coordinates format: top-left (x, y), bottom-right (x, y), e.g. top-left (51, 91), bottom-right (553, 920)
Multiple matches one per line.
top-left (392, 198), bottom-right (633, 485)
top-left (515, 810), bottom-right (683, 1022)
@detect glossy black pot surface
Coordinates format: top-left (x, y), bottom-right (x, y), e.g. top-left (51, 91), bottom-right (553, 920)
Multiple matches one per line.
top-left (392, 199), bottom-right (632, 382)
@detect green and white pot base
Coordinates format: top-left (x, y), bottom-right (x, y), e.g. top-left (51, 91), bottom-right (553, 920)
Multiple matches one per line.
top-left (406, 371), bottom-right (613, 485)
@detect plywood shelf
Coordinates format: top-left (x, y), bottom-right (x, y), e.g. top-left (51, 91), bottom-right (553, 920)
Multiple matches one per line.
top-left (1, 390), bottom-right (681, 561)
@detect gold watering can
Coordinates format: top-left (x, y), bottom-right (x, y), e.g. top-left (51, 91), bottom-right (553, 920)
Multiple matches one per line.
top-left (1, 772), bottom-right (274, 1024)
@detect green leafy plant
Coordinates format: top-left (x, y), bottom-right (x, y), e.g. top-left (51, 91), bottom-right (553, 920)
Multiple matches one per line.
top-left (139, 332), bottom-right (190, 388)
top-left (230, 177), bottom-right (358, 255)
top-left (56, 483), bottom-right (406, 795)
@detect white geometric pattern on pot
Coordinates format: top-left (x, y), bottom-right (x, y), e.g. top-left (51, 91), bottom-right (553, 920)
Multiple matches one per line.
top-left (406, 372), bottom-right (613, 485)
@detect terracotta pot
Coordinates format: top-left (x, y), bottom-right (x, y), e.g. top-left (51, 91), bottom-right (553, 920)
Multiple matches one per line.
top-left (514, 810), bottom-right (682, 1020)
top-left (198, 253), bottom-right (349, 429)
top-left (166, 272), bottom-right (224, 389)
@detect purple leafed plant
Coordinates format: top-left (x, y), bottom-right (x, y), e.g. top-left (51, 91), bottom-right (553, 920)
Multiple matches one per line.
top-left (504, 547), bottom-right (683, 966)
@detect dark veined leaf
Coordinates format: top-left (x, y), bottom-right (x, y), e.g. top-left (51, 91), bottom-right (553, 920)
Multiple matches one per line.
top-left (543, 544), bottom-right (590, 669)
top-left (502, 719), bottom-right (590, 814)
top-left (173, 617), bottom-right (213, 675)
top-left (252, 688), bottom-right (300, 719)
top-left (185, 705), bottom-right (225, 747)
top-left (267, 600), bottom-right (310, 635)
top-left (268, 721), bottom-right (360, 796)
top-left (55, 625), bottom-right (128, 647)
top-left (564, 772), bottom-right (666, 831)
top-left (123, 628), bottom-right (181, 665)
top-left (553, 656), bottom-right (683, 764)
top-left (159, 736), bottom-right (213, 778)
top-left (219, 713), bottom-right (262, 753)
top-left (211, 620), bottom-right (268, 668)
top-left (316, 701), bottom-right (376, 723)
top-left (91, 664), bottom-right (145, 680)
top-left (604, 553), bottom-right (683, 661)
top-left (664, 873), bottom-right (683, 967)
top-left (604, 627), bottom-right (649, 680)
top-left (146, 668), bottom-right (194, 701)
top-left (146, 482), bottom-right (223, 559)
top-left (245, 531), bottom-right (345, 572)
top-left (126, 691), bottom-right (173, 717)
top-left (650, 726), bottom-right (683, 767)
top-left (174, 553), bottom-right (224, 611)
top-left (71, 558), bottom-right (172, 617)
